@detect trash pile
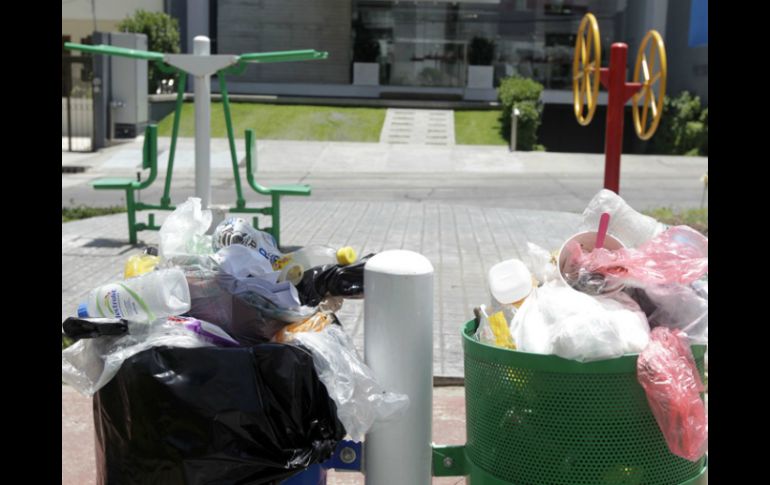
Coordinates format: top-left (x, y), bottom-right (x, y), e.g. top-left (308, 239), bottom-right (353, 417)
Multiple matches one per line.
top-left (474, 189), bottom-right (708, 462)
top-left (62, 197), bottom-right (408, 483)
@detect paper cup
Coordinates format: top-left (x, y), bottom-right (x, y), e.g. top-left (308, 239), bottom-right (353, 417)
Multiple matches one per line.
top-left (558, 231), bottom-right (626, 295)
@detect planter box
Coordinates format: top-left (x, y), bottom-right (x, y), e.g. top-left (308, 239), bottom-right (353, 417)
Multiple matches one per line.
top-left (353, 62), bottom-right (380, 86)
top-left (467, 65), bottom-right (494, 89)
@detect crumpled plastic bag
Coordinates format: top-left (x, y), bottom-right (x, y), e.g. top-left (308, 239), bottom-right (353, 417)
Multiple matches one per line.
top-left (626, 281), bottom-right (708, 345)
top-left (184, 264), bottom-right (313, 345)
top-left (637, 327), bottom-right (708, 461)
top-left (287, 324), bottom-right (409, 441)
top-left (211, 216), bottom-right (284, 265)
top-left (579, 189), bottom-right (667, 248)
top-left (159, 197), bottom-right (213, 263)
top-left (524, 242), bottom-right (560, 285)
top-left (61, 318), bottom-right (215, 396)
top-left (571, 225), bottom-right (708, 288)
top-left (273, 311), bottom-right (336, 343)
top-left (511, 281), bottom-right (650, 362)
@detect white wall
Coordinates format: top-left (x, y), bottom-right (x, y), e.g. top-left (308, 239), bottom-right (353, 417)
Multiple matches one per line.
top-left (62, 0), bottom-right (163, 21)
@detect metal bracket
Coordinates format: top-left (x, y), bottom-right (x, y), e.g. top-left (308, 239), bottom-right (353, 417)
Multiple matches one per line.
top-left (432, 444), bottom-right (467, 477)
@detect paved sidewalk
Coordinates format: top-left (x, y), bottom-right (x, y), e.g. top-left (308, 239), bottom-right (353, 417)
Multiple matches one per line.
top-left (63, 137), bottom-right (707, 177)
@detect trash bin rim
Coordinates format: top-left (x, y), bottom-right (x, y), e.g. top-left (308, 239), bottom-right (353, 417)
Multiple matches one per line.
top-left (462, 319), bottom-right (706, 374)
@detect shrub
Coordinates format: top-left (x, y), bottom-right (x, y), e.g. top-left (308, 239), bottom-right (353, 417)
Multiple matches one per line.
top-left (498, 76), bottom-right (544, 151)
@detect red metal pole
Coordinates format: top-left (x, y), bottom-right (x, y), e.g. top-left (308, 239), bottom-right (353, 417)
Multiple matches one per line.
top-left (603, 43), bottom-right (628, 194)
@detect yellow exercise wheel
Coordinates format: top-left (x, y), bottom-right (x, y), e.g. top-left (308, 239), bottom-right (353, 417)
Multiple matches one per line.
top-left (573, 13), bottom-right (601, 126)
top-left (632, 30), bottom-right (667, 140)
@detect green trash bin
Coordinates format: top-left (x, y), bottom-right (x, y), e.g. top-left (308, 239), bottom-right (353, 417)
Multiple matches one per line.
top-left (433, 320), bottom-right (708, 485)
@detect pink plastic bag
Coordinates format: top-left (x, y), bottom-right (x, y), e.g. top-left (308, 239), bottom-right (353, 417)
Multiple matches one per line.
top-left (576, 225), bottom-right (707, 287)
top-left (637, 327), bottom-right (707, 461)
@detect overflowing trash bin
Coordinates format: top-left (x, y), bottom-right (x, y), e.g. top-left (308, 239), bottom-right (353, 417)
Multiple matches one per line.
top-left (437, 189), bottom-right (708, 484)
top-left (62, 197), bottom-right (409, 485)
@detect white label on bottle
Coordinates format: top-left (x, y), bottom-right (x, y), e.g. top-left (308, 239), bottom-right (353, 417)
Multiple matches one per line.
top-left (96, 284), bottom-right (153, 321)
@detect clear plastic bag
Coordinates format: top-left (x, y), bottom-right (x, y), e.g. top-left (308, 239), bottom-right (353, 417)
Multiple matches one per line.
top-left (524, 242), bottom-right (560, 285)
top-left (579, 189), bottom-right (667, 248)
top-left (158, 197), bottom-right (213, 262)
top-left (626, 282), bottom-right (708, 345)
top-left (61, 318), bottom-right (215, 396)
top-left (287, 324), bottom-right (410, 441)
top-left (574, 225), bottom-right (708, 288)
top-left (637, 327), bottom-right (707, 461)
top-left (184, 266), bottom-right (313, 345)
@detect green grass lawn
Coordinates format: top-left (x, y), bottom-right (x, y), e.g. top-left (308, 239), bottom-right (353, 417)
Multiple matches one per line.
top-left (62, 206), bottom-right (126, 223)
top-left (643, 207), bottom-right (708, 236)
top-left (157, 103), bottom-right (386, 142)
top-left (454, 110), bottom-right (507, 146)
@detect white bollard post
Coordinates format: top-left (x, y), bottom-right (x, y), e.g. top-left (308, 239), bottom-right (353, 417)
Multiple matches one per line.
top-left (193, 36), bottom-right (211, 208)
top-left (364, 250), bottom-right (434, 485)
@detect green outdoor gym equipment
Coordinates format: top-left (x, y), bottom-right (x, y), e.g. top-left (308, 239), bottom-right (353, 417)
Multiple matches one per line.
top-left (64, 40), bottom-right (328, 246)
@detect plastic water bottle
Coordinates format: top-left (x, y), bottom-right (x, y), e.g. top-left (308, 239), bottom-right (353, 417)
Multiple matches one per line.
top-left (78, 268), bottom-right (191, 322)
top-left (273, 246), bottom-right (357, 285)
top-left (485, 259), bottom-right (534, 346)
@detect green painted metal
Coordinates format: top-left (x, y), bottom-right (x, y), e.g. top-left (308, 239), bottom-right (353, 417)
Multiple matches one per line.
top-left (432, 445), bottom-right (467, 477)
top-left (76, 43), bottom-right (323, 245)
top-left (440, 456), bottom-right (708, 485)
top-left (454, 319), bottom-right (707, 485)
top-left (238, 50), bottom-right (327, 63)
top-left (64, 43), bottom-right (164, 61)
top-left (161, 72), bottom-right (187, 208)
top-left (218, 72), bottom-right (246, 209)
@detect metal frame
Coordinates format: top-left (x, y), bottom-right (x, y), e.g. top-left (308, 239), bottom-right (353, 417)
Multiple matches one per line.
top-left (64, 42), bottom-right (325, 246)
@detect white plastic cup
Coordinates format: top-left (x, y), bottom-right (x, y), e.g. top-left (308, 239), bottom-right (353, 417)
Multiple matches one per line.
top-left (558, 231), bottom-right (626, 294)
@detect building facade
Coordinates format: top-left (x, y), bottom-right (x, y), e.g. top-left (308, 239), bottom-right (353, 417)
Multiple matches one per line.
top-left (169, 0), bottom-right (706, 106)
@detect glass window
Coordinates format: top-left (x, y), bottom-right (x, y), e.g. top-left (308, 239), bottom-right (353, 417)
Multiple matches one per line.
top-left (354, 0), bottom-right (627, 89)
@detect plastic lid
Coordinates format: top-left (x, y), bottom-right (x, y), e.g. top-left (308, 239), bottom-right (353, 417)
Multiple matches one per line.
top-left (77, 303), bottom-right (89, 318)
top-left (488, 259), bottom-right (533, 304)
top-left (336, 246), bottom-right (357, 265)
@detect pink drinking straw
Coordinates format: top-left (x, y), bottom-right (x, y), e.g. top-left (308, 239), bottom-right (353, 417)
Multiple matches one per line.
top-left (595, 213), bottom-right (610, 249)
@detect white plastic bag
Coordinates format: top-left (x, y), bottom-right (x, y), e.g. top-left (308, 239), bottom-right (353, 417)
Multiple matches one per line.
top-left (524, 242), bottom-right (560, 284)
top-left (511, 281), bottom-right (650, 362)
top-left (579, 189), bottom-right (667, 248)
top-left (159, 197), bottom-right (213, 262)
top-left (62, 318), bottom-right (215, 396)
top-left (288, 325), bottom-right (409, 441)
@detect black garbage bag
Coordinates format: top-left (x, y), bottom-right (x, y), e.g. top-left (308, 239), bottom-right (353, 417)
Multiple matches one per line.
top-left (93, 343), bottom-right (346, 485)
top-left (296, 254), bottom-right (374, 307)
top-left (62, 317), bottom-right (128, 340)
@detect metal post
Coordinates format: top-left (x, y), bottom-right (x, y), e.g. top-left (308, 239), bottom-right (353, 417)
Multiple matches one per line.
top-left (364, 250), bottom-right (434, 485)
top-left (193, 36), bottom-right (212, 208)
top-left (603, 43), bottom-right (628, 194)
top-left (509, 107), bottom-right (520, 152)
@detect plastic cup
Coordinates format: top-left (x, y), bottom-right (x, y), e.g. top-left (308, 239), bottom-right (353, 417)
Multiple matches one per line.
top-left (558, 231), bottom-right (626, 295)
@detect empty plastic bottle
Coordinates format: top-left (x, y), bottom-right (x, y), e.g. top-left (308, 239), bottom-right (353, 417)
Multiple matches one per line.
top-left (274, 246), bottom-right (357, 285)
top-left (78, 268), bottom-right (191, 322)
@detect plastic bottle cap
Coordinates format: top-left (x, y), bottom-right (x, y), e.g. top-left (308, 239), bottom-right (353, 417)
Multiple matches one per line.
top-left (77, 303), bottom-right (89, 318)
top-left (286, 264), bottom-right (304, 285)
top-left (336, 246), bottom-right (357, 265)
top-left (488, 259), bottom-right (533, 305)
